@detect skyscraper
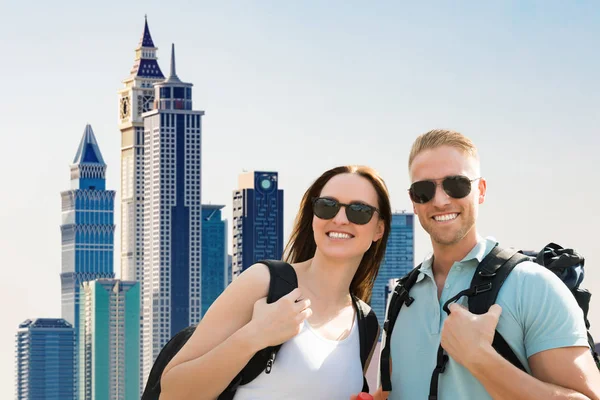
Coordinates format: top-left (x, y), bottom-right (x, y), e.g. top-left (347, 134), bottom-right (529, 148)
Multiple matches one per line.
top-left (79, 279), bottom-right (140, 400)
top-left (118, 17), bottom-right (165, 392)
top-left (142, 44), bottom-right (204, 382)
top-left (60, 124), bottom-right (116, 394)
top-left (201, 204), bottom-right (228, 316)
top-left (60, 125), bottom-right (116, 328)
top-left (15, 318), bottom-right (75, 400)
top-left (372, 212), bottom-right (414, 338)
top-left (232, 171), bottom-right (284, 278)
top-left (118, 16), bottom-right (165, 283)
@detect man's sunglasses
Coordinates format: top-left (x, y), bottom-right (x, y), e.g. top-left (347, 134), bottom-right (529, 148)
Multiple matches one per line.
top-left (312, 197), bottom-right (380, 225)
top-left (408, 175), bottom-right (480, 204)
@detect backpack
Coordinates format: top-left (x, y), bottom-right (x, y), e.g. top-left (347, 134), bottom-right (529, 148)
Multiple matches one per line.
top-left (141, 259), bottom-right (380, 400)
top-left (380, 242), bottom-right (599, 400)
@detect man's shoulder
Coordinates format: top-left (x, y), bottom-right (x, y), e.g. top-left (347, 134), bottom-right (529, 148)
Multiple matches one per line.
top-left (508, 257), bottom-right (563, 283)
top-left (498, 258), bottom-right (575, 305)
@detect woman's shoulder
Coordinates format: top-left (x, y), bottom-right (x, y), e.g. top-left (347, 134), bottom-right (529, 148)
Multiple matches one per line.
top-left (231, 262), bottom-right (273, 299)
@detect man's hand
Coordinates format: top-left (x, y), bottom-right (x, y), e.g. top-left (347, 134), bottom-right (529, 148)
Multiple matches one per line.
top-left (440, 303), bottom-right (502, 369)
top-left (350, 387), bottom-right (389, 400)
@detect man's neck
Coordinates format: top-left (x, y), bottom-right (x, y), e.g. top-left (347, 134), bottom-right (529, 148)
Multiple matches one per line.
top-left (431, 233), bottom-right (481, 278)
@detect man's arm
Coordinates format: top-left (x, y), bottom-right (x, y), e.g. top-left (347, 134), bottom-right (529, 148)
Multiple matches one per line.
top-left (442, 303), bottom-right (600, 400)
top-left (470, 341), bottom-right (600, 400)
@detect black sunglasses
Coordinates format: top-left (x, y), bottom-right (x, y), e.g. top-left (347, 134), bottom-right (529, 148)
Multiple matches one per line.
top-left (312, 197), bottom-right (380, 225)
top-left (408, 175), bottom-right (480, 204)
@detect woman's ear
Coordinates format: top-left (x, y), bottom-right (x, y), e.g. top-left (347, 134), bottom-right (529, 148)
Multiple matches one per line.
top-left (373, 219), bottom-right (385, 242)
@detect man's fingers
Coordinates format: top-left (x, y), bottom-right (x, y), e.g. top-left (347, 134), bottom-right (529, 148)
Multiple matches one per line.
top-left (487, 304), bottom-right (502, 319)
top-left (448, 302), bottom-right (467, 313)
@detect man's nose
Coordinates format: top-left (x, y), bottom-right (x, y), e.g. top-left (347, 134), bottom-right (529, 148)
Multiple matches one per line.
top-left (431, 184), bottom-right (451, 208)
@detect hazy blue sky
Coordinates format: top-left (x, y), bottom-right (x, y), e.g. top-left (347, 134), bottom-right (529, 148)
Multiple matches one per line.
top-left (1, 0), bottom-right (599, 395)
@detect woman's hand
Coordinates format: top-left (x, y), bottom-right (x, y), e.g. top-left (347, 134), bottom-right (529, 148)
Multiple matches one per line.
top-left (248, 288), bottom-right (312, 349)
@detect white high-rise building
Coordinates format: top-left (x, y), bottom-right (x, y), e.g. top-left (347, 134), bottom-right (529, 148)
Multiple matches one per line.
top-left (142, 43), bottom-right (204, 384)
top-left (118, 17), bottom-right (165, 393)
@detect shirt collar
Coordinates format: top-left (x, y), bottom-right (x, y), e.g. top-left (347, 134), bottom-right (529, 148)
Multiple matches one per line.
top-left (416, 236), bottom-right (498, 282)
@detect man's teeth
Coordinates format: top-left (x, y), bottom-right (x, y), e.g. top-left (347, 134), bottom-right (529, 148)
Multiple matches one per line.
top-left (434, 213), bottom-right (458, 222)
top-left (328, 232), bottom-right (352, 239)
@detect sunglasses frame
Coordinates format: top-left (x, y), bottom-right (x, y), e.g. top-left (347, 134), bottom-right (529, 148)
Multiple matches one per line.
top-left (311, 197), bottom-right (380, 225)
top-left (408, 175), bottom-right (481, 204)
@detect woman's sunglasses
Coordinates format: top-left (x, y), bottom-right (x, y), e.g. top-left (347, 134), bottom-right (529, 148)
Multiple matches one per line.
top-left (312, 197), bottom-right (380, 225)
top-left (408, 175), bottom-right (480, 204)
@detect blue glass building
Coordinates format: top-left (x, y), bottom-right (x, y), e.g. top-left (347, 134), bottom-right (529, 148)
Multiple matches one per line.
top-left (372, 212), bottom-right (414, 339)
top-left (142, 44), bottom-right (204, 380)
top-left (60, 124), bottom-right (115, 392)
top-left (60, 125), bottom-right (116, 328)
top-left (232, 171), bottom-right (284, 278)
top-left (201, 205), bottom-right (228, 316)
top-left (15, 318), bottom-right (75, 400)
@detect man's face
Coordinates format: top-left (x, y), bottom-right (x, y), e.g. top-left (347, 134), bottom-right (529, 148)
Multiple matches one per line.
top-left (409, 145), bottom-right (486, 247)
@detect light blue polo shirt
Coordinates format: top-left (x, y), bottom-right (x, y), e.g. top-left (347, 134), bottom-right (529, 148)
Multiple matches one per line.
top-left (387, 236), bottom-right (589, 400)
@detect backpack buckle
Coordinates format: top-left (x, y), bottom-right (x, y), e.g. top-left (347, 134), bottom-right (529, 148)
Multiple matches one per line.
top-left (396, 285), bottom-right (415, 306)
top-left (435, 354), bottom-right (449, 373)
top-left (474, 282), bottom-right (492, 295)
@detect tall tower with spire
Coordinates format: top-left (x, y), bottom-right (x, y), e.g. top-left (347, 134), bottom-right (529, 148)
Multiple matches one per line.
top-left (60, 124), bottom-right (116, 395)
top-left (142, 44), bottom-right (204, 382)
top-left (118, 17), bottom-right (165, 395)
top-left (61, 124), bottom-right (116, 327)
top-left (118, 16), bottom-right (164, 284)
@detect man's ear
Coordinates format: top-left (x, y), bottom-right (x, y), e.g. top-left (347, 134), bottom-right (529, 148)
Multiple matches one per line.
top-left (478, 177), bottom-right (487, 204)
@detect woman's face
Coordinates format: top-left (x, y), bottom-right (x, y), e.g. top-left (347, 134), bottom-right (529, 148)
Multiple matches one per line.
top-left (312, 173), bottom-right (385, 263)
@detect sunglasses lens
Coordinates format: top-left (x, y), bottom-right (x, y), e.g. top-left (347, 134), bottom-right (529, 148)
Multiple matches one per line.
top-left (443, 176), bottom-right (472, 199)
top-left (313, 198), bottom-right (340, 220)
top-left (346, 204), bottom-right (375, 225)
top-left (409, 181), bottom-right (436, 204)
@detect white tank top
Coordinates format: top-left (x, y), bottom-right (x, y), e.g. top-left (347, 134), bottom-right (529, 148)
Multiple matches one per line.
top-left (233, 316), bottom-right (363, 400)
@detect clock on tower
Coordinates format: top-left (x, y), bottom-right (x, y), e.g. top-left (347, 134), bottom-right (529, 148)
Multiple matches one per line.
top-left (120, 96), bottom-right (131, 120)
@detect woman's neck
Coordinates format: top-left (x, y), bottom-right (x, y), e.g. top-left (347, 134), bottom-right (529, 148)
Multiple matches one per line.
top-left (299, 251), bottom-right (361, 307)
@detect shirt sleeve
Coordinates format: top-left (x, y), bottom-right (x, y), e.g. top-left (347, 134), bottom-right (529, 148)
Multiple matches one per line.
top-left (516, 261), bottom-right (590, 358)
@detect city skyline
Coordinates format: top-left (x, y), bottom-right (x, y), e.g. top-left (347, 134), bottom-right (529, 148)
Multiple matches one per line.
top-left (3, 3), bottom-right (600, 399)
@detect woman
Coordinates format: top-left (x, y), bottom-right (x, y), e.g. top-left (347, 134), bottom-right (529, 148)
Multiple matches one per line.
top-left (160, 165), bottom-right (392, 399)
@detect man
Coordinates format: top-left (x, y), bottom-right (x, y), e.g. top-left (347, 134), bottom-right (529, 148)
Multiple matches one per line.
top-left (356, 129), bottom-right (600, 399)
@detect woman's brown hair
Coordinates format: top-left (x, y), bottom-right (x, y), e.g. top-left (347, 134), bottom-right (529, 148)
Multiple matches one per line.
top-left (283, 165), bottom-right (392, 303)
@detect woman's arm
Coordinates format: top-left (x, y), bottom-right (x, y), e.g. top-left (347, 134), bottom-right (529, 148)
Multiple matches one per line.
top-left (160, 263), bottom-right (311, 400)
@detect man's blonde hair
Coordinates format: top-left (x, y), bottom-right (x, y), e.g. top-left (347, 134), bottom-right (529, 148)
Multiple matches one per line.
top-left (408, 129), bottom-right (479, 170)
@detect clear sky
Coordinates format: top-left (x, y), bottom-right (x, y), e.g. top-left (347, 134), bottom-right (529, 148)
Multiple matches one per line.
top-left (1, 0), bottom-right (599, 395)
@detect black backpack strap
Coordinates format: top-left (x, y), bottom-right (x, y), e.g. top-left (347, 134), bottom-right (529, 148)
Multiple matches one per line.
top-left (468, 247), bottom-right (530, 372)
top-left (427, 247), bottom-right (530, 400)
top-left (380, 265), bottom-right (422, 392)
top-left (352, 296), bottom-right (380, 393)
top-left (141, 325), bottom-right (197, 400)
top-left (260, 259), bottom-right (299, 303)
top-left (217, 260), bottom-right (298, 400)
